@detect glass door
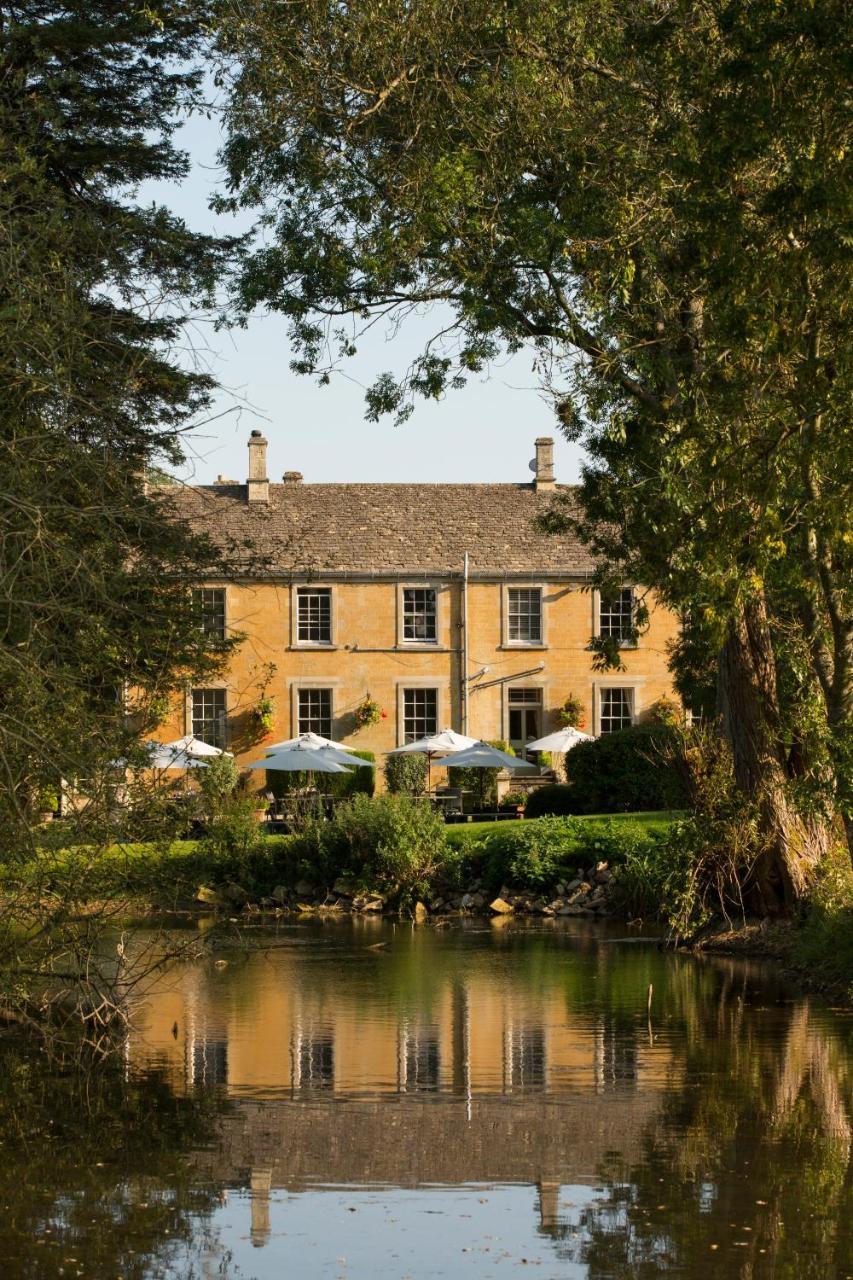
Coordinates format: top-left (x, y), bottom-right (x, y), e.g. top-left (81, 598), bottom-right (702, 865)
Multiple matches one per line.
top-left (508, 688), bottom-right (543, 763)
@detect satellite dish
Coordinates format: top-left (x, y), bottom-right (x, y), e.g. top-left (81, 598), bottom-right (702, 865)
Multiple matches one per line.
top-left (528, 458), bottom-right (537, 473)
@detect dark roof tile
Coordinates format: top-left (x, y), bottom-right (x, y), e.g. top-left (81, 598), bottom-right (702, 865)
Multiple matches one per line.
top-left (164, 482), bottom-right (595, 578)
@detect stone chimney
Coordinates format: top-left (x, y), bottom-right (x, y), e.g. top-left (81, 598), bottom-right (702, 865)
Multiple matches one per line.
top-left (247, 429), bottom-right (269, 503)
top-left (534, 436), bottom-right (556, 490)
top-left (282, 470), bottom-right (303, 484)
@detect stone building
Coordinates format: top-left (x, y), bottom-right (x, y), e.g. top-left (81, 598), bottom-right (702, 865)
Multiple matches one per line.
top-left (157, 431), bottom-right (680, 777)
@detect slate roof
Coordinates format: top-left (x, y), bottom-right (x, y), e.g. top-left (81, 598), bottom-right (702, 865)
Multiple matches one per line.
top-left (163, 482), bottom-right (596, 579)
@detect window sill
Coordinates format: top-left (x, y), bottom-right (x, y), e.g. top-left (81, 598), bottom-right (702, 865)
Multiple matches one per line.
top-left (498, 643), bottom-right (548, 651)
top-left (288, 643), bottom-right (337, 651)
top-left (396, 642), bottom-right (444, 651)
top-left (592, 639), bottom-right (638, 649)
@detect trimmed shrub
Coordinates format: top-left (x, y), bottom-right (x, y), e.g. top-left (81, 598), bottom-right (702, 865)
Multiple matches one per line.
top-left (384, 753), bottom-right (429, 796)
top-left (524, 784), bottom-right (576, 818)
top-left (560, 725), bottom-right (688, 813)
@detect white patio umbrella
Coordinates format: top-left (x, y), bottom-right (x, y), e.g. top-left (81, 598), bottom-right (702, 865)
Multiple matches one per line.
top-left (263, 730), bottom-right (353, 752)
top-left (386, 727), bottom-right (479, 790)
top-left (253, 738), bottom-right (373, 770)
top-left (432, 741), bottom-right (536, 770)
top-left (432, 740), bottom-right (535, 810)
top-left (525, 726), bottom-right (595, 753)
top-left (150, 734), bottom-right (232, 770)
top-left (245, 743), bottom-right (353, 777)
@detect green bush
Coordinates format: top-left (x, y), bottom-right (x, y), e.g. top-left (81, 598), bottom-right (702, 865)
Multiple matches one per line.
top-left (304, 793), bottom-right (449, 893)
top-left (479, 818), bottom-right (581, 891)
top-left (560, 726), bottom-right (689, 813)
top-left (198, 754), bottom-right (240, 816)
top-left (384, 753), bottom-right (429, 796)
top-left (524, 784), bottom-right (576, 818)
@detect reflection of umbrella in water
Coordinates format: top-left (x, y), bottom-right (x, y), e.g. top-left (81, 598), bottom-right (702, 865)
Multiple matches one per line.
top-left (432, 740), bottom-right (535, 810)
top-left (386, 728), bottom-right (478, 790)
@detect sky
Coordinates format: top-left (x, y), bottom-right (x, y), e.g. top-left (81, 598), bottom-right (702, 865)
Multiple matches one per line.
top-left (145, 103), bottom-right (585, 488)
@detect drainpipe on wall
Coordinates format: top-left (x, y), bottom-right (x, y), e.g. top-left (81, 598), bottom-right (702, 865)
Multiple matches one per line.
top-left (461, 552), bottom-right (469, 734)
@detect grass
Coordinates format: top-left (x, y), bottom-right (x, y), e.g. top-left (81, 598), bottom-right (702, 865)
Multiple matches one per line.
top-left (445, 810), bottom-right (683, 847)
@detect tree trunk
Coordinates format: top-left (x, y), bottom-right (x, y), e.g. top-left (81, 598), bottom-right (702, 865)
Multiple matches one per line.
top-left (718, 593), bottom-right (829, 913)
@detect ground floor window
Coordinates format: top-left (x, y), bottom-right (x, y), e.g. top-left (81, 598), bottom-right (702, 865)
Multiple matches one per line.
top-left (599, 687), bottom-right (633, 734)
top-left (508, 687), bottom-right (543, 761)
top-left (191, 688), bottom-right (226, 748)
top-left (403, 688), bottom-right (438, 742)
top-left (297, 688), bottom-right (332, 738)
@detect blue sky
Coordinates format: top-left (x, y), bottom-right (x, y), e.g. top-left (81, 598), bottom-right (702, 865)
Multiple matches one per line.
top-left (146, 104), bottom-right (585, 487)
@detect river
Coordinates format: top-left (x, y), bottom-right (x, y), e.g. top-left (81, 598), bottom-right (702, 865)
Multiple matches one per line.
top-left (1, 917), bottom-right (851, 1278)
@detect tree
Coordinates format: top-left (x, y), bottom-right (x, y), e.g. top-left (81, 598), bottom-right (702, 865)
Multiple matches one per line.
top-left (216, 0), bottom-right (851, 906)
top-left (0, 2), bottom-right (240, 1023)
top-left (0, 1), bottom-right (241, 844)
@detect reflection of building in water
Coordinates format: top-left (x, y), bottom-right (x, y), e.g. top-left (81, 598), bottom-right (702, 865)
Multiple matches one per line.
top-left (129, 942), bottom-right (671, 1103)
top-left (593, 1015), bottom-right (638, 1092)
top-left (292, 1026), bottom-right (334, 1092)
top-left (188, 1034), bottom-right (228, 1088)
top-left (400, 1022), bottom-right (441, 1092)
top-left (505, 1023), bottom-right (547, 1091)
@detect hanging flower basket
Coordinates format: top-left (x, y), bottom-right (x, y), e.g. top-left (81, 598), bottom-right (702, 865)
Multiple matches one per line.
top-left (252, 697), bottom-right (276, 736)
top-left (354, 696), bottom-right (384, 729)
top-left (557, 693), bottom-right (586, 730)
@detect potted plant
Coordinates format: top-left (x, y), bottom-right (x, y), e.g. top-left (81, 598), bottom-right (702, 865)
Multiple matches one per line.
top-left (500, 790), bottom-right (526, 815)
top-left (557, 693), bottom-right (586, 730)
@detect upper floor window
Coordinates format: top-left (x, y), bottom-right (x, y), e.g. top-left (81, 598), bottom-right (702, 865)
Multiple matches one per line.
top-left (599, 588), bottom-right (635, 642)
top-left (297, 587), bottom-right (332, 643)
top-left (193, 587), bottom-right (225, 641)
top-left (402, 587), bottom-right (437, 643)
top-left (507, 588), bottom-right (542, 644)
top-left (298, 688), bottom-right (332, 739)
top-left (192, 688), bottom-right (227, 748)
top-left (403, 688), bottom-right (437, 742)
top-left (599, 687), bottom-right (633, 734)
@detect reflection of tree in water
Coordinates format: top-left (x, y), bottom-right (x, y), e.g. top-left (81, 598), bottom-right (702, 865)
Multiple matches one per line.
top-left (560, 974), bottom-right (853, 1278)
top-left (0, 1041), bottom-right (234, 1279)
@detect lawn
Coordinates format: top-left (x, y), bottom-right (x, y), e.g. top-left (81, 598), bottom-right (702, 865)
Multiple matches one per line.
top-left (445, 810), bottom-right (682, 847)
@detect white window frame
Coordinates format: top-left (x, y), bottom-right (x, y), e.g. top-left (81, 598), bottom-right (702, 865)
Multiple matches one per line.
top-left (397, 583), bottom-right (440, 646)
top-left (189, 686), bottom-right (228, 748)
top-left (192, 585), bottom-right (227, 641)
top-left (296, 686), bottom-right (334, 739)
top-left (594, 586), bottom-right (638, 647)
top-left (396, 680), bottom-right (446, 744)
top-left (292, 584), bottom-right (336, 647)
top-left (593, 683), bottom-right (641, 735)
top-left (289, 679), bottom-right (340, 736)
top-left (502, 584), bottom-right (546, 648)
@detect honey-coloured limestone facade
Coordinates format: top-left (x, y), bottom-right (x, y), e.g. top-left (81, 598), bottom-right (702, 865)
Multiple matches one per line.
top-left (157, 432), bottom-right (680, 783)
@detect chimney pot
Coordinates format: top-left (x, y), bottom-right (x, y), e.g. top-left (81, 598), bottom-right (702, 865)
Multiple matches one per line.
top-left (282, 470), bottom-right (303, 484)
top-left (247, 429), bottom-right (269, 503)
top-left (533, 436), bottom-right (556, 491)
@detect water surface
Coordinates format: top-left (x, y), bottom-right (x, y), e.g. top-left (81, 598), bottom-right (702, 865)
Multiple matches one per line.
top-left (2, 918), bottom-right (851, 1278)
